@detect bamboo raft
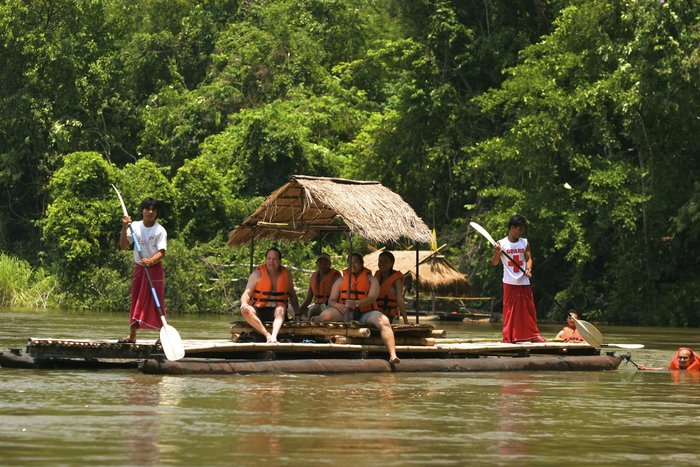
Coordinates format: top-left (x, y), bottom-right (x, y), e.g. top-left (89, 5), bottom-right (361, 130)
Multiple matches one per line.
top-left (0, 321), bottom-right (626, 373)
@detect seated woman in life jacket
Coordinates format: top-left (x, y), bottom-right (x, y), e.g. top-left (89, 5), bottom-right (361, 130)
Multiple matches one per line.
top-left (374, 251), bottom-right (409, 324)
top-left (554, 311), bottom-right (585, 342)
top-left (298, 253), bottom-right (341, 321)
top-left (637, 347), bottom-right (700, 371)
top-left (313, 253), bottom-right (400, 364)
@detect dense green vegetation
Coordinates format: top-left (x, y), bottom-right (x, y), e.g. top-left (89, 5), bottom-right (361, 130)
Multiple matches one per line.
top-left (1, 0), bottom-right (698, 325)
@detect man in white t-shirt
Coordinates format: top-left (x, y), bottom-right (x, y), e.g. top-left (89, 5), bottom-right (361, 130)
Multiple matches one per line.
top-left (118, 197), bottom-right (168, 343)
top-left (491, 214), bottom-right (544, 343)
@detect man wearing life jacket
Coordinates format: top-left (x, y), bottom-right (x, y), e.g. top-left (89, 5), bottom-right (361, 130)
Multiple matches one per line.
top-left (315, 253), bottom-right (400, 364)
top-left (491, 215), bottom-right (545, 343)
top-left (240, 247), bottom-right (300, 343)
top-left (375, 251), bottom-right (409, 324)
top-left (637, 347), bottom-right (700, 371)
top-left (554, 311), bottom-right (585, 342)
top-left (668, 347), bottom-right (700, 371)
top-left (298, 253), bottom-right (341, 321)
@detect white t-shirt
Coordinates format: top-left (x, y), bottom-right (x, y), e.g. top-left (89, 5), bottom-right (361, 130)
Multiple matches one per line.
top-left (129, 220), bottom-right (167, 263)
top-left (498, 236), bottom-right (530, 285)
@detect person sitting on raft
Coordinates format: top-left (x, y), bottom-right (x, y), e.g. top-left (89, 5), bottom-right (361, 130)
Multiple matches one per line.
top-left (375, 251), bottom-right (409, 324)
top-left (637, 347), bottom-right (700, 371)
top-left (554, 311), bottom-right (585, 342)
top-left (298, 252), bottom-right (341, 321)
top-left (312, 253), bottom-right (400, 364)
top-left (240, 247), bottom-right (300, 343)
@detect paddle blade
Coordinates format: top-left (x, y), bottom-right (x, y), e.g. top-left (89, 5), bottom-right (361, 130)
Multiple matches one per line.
top-left (571, 316), bottom-right (604, 348)
top-left (469, 222), bottom-right (498, 246)
top-left (602, 343), bottom-right (645, 350)
top-left (160, 323), bottom-right (185, 361)
top-left (111, 184), bottom-right (130, 218)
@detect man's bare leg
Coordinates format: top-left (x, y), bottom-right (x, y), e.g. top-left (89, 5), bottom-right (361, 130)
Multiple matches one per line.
top-left (269, 306), bottom-right (286, 343)
top-left (370, 314), bottom-right (400, 363)
top-left (242, 308), bottom-right (272, 341)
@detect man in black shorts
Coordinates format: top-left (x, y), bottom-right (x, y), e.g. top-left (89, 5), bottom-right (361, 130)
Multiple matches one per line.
top-left (240, 247), bottom-right (300, 343)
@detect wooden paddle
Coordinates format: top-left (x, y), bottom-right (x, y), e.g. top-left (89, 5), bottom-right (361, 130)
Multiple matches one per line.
top-left (469, 221), bottom-right (609, 349)
top-left (112, 184), bottom-right (185, 361)
top-left (567, 313), bottom-right (603, 347)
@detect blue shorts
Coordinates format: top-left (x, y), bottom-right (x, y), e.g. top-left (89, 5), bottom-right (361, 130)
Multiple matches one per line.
top-left (356, 310), bottom-right (383, 323)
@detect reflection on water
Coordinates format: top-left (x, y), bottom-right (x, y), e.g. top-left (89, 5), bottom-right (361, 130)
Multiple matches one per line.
top-left (125, 376), bottom-right (161, 465)
top-left (496, 374), bottom-right (532, 457)
top-left (2, 309), bottom-right (700, 465)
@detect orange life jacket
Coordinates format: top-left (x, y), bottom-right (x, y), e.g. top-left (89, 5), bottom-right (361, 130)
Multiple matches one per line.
top-left (310, 269), bottom-right (340, 305)
top-left (340, 267), bottom-right (377, 313)
top-left (375, 270), bottom-right (404, 317)
top-left (251, 264), bottom-right (290, 308)
top-left (668, 348), bottom-right (700, 371)
top-left (558, 327), bottom-right (585, 342)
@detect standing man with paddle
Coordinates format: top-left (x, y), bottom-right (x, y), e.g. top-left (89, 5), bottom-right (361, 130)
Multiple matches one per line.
top-left (490, 215), bottom-right (545, 343)
top-left (119, 197), bottom-right (168, 344)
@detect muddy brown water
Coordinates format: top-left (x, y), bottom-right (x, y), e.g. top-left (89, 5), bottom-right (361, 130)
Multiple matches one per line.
top-left (1, 309), bottom-right (699, 466)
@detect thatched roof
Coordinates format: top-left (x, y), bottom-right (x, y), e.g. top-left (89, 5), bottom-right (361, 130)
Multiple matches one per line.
top-left (363, 250), bottom-right (473, 297)
top-left (227, 175), bottom-right (433, 246)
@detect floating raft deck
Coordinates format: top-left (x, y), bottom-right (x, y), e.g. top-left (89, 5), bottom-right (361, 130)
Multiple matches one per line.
top-left (0, 322), bottom-right (625, 373)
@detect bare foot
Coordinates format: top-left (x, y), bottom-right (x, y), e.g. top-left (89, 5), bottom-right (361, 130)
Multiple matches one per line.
top-left (389, 355), bottom-right (400, 364)
top-left (266, 336), bottom-right (278, 344)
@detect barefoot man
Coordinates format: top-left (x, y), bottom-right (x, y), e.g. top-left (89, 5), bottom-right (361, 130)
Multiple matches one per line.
top-left (240, 247), bottom-right (300, 343)
top-left (314, 253), bottom-right (400, 364)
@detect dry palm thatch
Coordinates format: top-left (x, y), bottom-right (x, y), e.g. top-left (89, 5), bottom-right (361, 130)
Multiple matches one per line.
top-left (227, 175), bottom-right (433, 246)
top-left (363, 250), bottom-right (473, 297)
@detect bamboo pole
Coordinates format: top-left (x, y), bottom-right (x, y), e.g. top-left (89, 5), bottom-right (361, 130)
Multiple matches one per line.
top-left (330, 336), bottom-right (436, 346)
top-left (230, 324), bottom-right (371, 338)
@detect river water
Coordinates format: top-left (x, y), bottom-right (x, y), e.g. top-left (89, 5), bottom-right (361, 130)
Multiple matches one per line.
top-left (2, 308), bottom-right (700, 466)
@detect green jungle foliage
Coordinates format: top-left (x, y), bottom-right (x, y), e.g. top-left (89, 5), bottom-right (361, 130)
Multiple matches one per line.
top-left (0, 0), bottom-right (698, 325)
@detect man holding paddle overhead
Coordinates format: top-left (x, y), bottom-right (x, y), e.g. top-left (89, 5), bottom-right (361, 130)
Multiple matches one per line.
top-left (491, 215), bottom-right (545, 343)
top-left (118, 197), bottom-right (168, 344)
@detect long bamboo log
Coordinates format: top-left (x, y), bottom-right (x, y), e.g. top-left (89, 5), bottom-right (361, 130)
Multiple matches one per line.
top-left (329, 336), bottom-right (436, 346)
top-left (230, 325), bottom-right (371, 338)
top-left (141, 355), bottom-right (623, 375)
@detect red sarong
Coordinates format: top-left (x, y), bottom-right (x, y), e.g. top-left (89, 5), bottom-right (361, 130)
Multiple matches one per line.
top-left (130, 263), bottom-right (166, 329)
top-left (502, 283), bottom-right (541, 343)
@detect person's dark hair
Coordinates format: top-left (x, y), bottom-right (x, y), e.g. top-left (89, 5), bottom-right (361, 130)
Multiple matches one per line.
top-left (140, 198), bottom-right (160, 217)
top-left (266, 247), bottom-right (282, 261)
top-left (379, 251), bottom-right (395, 268)
top-left (508, 214), bottom-right (528, 229)
top-left (348, 252), bottom-right (363, 265)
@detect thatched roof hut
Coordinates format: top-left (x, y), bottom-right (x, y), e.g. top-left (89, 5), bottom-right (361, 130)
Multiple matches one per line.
top-left (227, 175), bottom-right (433, 246)
top-left (363, 250), bottom-right (473, 297)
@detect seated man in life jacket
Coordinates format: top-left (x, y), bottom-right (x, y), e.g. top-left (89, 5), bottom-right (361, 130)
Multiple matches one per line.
top-left (374, 251), bottom-right (409, 324)
top-left (554, 311), bottom-right (585, 342)
top-left (313, 253), bottom-right (400, 364)
top-left (637, 347), bottom-right (700, 371)
top-left (240, 247), bottom-right (300, 343)
top-left (298, 253), bottom-right (341, 321)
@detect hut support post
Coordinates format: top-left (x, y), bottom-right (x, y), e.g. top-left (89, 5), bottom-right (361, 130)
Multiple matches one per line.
top-left (346, 232), bottom-right (353, 323)
top-left (415, 244), bottom-right (420, 324)
top-left (248, 228), bottom-right (256, 273)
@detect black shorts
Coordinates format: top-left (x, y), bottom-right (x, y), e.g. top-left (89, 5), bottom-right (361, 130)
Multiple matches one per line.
top-left (255, 306), bottom-right (287, 322)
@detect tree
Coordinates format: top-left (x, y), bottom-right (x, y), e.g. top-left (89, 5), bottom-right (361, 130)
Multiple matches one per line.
top-left (467, 0), bottom-right (700, 324)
